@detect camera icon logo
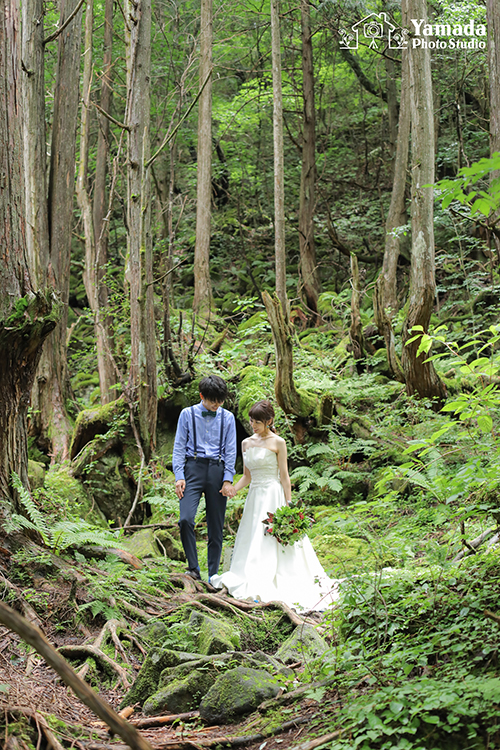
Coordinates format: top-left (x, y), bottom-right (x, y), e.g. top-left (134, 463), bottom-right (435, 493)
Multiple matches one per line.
top-left (364, 21), bottom-right (384, 39)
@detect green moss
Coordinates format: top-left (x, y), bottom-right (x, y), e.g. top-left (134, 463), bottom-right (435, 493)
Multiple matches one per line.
top-left (72, 397), bottom-right (127, 436)
top-left (44, 465), bottom-right (107, 527)
top-left (237, 365), bottom-right (276, 419)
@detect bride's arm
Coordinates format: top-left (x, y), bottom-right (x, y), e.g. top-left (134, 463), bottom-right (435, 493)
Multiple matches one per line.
top-left (276, 439), bottom-right (292, 505)
top-left (232, 462), bottom-right (251, 493)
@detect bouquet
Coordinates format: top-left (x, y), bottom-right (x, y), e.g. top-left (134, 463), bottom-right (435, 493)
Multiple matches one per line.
top-left (262, 503), bottom-right (314, 546)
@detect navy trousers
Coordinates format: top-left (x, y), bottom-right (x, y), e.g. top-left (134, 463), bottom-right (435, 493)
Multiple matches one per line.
top-left (178, 457), bottom-right (227, 577)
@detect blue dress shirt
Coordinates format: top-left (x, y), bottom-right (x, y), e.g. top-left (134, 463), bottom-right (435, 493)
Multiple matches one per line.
top-left (172, 401), bottom-right (237, 484)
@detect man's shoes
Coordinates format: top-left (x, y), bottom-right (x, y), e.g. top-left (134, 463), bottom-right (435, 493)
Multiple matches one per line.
top-left (185, 568), bottom-right (201, 580)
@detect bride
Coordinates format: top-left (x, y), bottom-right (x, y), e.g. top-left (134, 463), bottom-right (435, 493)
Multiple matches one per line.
top-left (210, 400), bottom-right (340, 611)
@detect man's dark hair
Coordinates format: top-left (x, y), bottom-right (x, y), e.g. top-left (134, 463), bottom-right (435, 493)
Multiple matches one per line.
top-left (199, 375), bottom-right (228, 402)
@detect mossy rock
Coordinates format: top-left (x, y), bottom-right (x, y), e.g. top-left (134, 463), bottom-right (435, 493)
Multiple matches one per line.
top-left (28, 460), bottom-right (45, 490)
top-left (135, 621), bottom-right (168, 647)
top-left (144, 669), bottom-right (215, 715)
top-left (199, 667), bottom-right (280, 724)
top-left (120, 649), bottom-right (201, 707)
top-left (311, 530), bottom-right (373, 575)
top-left (275, 624), bottom-right (328, 664)
top-left (44, 465), bottom-right (107, 528)
top-left (189, 611), bottom-right (241, 654)
top-left (123, 528), bottom-right (160, 559)
top-left (154, 529), bottom-right (186, 562)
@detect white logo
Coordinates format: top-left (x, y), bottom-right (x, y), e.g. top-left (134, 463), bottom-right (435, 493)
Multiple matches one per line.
top-left (339, 12), bottom-right (408, 51)
top-left (410, 18), bottom-right (487, 50)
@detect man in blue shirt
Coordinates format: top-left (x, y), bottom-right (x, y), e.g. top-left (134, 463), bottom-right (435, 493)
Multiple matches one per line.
top-left (173, 375), bottom-right (237, 581)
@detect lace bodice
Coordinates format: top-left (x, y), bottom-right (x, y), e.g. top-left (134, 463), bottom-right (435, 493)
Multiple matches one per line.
top-left (243, 446), bottom-right (280, 487)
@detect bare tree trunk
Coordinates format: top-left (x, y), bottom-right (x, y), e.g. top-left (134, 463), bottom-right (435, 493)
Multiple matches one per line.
top-left (34, 0), bottom-right (84, 461)
top-left (401, 0), bottom-right (446, 405)
top-left (487, 0), bottom-right (500, 259)
top-left (193, 0), bottom-right (213, 315)
top-left (21, 0), bottom-right (50, 289)
top-left (373, 0), bottom-right (409, 384)
top-left (0, 0), bottom-right (58, 501)
top-left (298, 0), bottom-right (320, 322)
top-left (93, 0), bottom-right (117, 403)
top-left (125, 0), bottom-right (157, 456)
top-left (76, 0), bottom-right (114, 410)
top-left (349, 254), bottom-right (364, 371)
top-left (271, 0), bottom-right (287, 316)
top-left (385, 54), bottom-right (398, 159)
top-left (262, 293), bottom-right (314, 418)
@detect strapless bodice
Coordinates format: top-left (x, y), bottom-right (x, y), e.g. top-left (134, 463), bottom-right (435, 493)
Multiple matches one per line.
top-left (243, 446), bottom-right (280, 487)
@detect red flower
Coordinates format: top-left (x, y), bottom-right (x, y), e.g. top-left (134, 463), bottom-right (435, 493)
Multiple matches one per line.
top-left (268, 527), bottom-right (273, 533)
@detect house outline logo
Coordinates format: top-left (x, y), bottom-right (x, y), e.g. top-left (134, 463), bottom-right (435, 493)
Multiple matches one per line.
top-left (339, 12), bottom-right (408, 51)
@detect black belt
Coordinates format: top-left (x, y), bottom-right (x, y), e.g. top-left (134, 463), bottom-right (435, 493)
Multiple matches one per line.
top-left (186, 456), bottom-right (224, 465)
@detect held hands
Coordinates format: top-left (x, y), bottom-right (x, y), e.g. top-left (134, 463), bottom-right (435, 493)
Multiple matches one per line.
top-left (220, 481), bottom-right (237, 499)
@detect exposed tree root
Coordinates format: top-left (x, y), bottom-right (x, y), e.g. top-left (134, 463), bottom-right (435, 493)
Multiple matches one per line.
top-left (0, 601), bottom-right (155, 750)
top-left (59, 643), bottom-right (131, 690)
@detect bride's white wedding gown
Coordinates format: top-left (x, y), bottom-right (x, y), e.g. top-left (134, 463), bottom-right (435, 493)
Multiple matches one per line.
top-left (210, 446), bottom-right (340, 611)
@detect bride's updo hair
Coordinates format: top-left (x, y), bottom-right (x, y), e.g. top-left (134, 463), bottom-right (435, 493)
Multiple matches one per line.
top-left (248, 400), bottom-right (277, 432)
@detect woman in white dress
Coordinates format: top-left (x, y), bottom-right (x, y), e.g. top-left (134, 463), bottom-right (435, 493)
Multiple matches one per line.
top-left (210, 401), bottom-right (339, 611)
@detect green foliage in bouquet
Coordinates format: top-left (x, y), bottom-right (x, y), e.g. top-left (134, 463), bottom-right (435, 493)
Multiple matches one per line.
top-left (262, 503), bottom-right (314, 546)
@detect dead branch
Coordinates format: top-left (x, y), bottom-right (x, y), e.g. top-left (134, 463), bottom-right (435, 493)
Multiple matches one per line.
top-left (259, 676), bottom-right (338, 712)
top-left (130, 711), bottom-right (199, 728)
top-left (293, 730), bottom-right (343, 750)
top-left (453, 527), bottom-right (497, 562)
top-left (484, 609), bottom-right (500, 624)
top-left (0, 601), bottom-right (154, 750)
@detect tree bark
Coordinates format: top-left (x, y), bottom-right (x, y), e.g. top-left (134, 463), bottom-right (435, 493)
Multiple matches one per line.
top-left (373, 0), bottom-right (409, 384)
top-left (21, 0), bottom-right (50, 289)
top-left (401, 0), bottom-right (446, 405)
top-left (487, 0), bottom-right (500, 259)
top-left (349, 254), bottom-right (364, 370)
top-left (35, 0), bottom-right (84, 461)
top-left (193, 0), bottom-right (213, 315)
top-left (0, 0), bottom-right (58, 502)
top-left (298, 0), bottom-right (320, 322)
top-left (262, 292), bottom-right (314, 418)
top-left (271, 0), bottom-right (287, 316)
top-left (92, 0), bottom-right (117, 403)
top-left (125, 0), bottom-right (157, 456)
top-left (76, 0), bottom-right (114, 410)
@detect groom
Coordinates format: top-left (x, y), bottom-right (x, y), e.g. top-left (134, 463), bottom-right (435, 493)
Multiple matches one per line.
top-left (172, 375), bottom-right (236, 581)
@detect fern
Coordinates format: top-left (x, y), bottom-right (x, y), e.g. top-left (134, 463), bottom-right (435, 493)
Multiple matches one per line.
top-left (290, 465), bottom-right (342, 495)
top-left (11, 473), bottom-right (51, 544)
top-left (11, 473), bottom-right (125, 554)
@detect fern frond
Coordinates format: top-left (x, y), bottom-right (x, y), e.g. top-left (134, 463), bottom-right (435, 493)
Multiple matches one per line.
top-left (11, 473), bottom-right (51, 544)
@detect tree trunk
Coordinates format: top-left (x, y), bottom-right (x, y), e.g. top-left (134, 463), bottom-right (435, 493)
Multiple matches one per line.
top-left (125, 0), bottom-right (157, 456)
top-left (298, 0), bottom-right (320, 322)
top-left (35, 0), bottom-right (84, 461)
top-left (262, 293), bottom-right (314, 418)
top-left (487, 0), bottom-right (500, 259)
top-left (373, 0), bottom-right (409, 384)
top-left (0, 0), bottom-right (58, 502)
top-left (349, 254), bottom-right (364, 371)
top-left (193, 0), bottom-right (213, 315)
top-left (21, 0), bottom-right (50, 289)
top-left (401, 0), bottom-right (446, 405)
top-left (76, 0), bottom-right (115, 410)
top-left (271, 0), bottom-right (287, 316)
top-left (92, 0), bottom-right (117, 404)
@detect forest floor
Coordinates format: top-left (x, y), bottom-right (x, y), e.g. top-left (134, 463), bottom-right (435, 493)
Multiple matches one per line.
top-left (0, 552), bottom-right (341, 750)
